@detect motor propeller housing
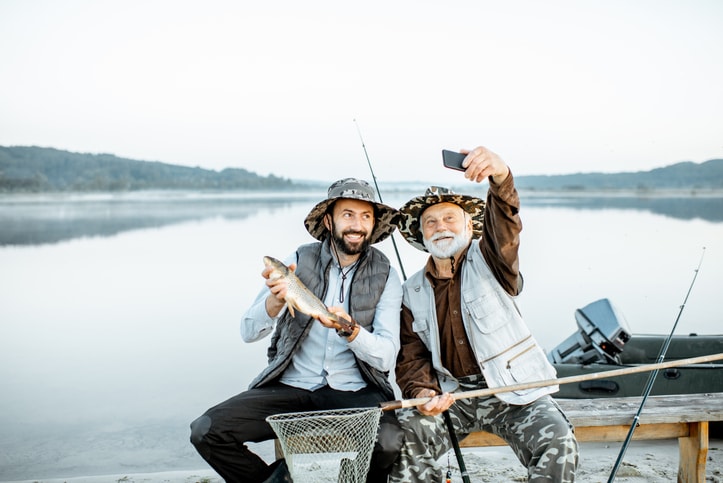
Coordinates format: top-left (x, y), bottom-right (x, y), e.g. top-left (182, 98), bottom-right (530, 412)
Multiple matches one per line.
top-left (548, 298), bottom-right (632, 365)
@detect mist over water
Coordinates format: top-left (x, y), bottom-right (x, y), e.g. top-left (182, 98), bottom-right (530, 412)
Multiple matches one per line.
top-left (1, 191), bottom-right (721, 481)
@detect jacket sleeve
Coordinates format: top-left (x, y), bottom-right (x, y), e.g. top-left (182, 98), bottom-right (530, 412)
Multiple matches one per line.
top-left (395, 304), bottom-right (442, 399)
top-left (239, 253), bottom-right (295, 342)
top-left (480, 171), bottom-right (524, 296)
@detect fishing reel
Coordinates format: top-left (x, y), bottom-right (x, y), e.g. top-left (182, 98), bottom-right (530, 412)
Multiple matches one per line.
top-left (548, 298), bottom-right (632, 365)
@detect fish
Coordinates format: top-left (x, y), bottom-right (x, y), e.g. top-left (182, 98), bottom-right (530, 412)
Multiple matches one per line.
top-left (263, 255), bottom-right (340, 323)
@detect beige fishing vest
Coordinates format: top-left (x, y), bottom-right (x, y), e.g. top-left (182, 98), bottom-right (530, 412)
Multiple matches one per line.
top-left (403, 240), bottom-right (558, 405)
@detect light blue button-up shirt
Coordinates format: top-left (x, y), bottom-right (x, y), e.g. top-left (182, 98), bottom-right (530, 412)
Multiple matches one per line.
top-left (241, 252), bottom-right (402, 391)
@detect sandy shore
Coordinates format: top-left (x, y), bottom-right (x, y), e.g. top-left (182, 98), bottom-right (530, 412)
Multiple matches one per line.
top-left (4, 438), bottom-right (721, 483)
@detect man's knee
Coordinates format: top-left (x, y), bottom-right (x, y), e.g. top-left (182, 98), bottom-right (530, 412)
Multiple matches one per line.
top-left (367, 421), bottom-right (404, 483)
top-left (190, 414), bottom-right (212, 447)
top-left (374, 421), bottom-right (404, 466)
top-left (549, 407), bottom-right (577, 444)
top-left (557, 423), bottom-right (579, 455)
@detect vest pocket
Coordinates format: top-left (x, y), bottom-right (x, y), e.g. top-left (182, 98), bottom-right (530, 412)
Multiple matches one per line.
top-left (411, 318), bottom-right (432, 347)
top-left (481, 342), bottom-right (555, 394)
top-left (506, 344), bottom-right (556, 389)
top-left (466, 291), bottom-right (506, 333)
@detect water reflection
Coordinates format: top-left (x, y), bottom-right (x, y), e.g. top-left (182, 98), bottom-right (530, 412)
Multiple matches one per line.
top-left (521, 192), bottom-right (723, 222)
top-left (0, 192), bottom-right (323, 246)
top-left (2, 192), bottom-right (721, 247)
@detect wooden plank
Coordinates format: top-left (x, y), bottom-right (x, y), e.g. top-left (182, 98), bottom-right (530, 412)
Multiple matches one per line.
top-left (555, 392), bottom-right (723, 426)
top-left (457, 392), bottom-right (723, 449)
top-left (574, 423), bottom-right (689, 442)
top-left (459, 422), bottom-right (690, 447)
top-left (459, 432), bottom-right (506, 447)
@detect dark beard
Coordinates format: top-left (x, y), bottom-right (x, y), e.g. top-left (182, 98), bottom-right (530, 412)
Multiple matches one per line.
top-left (331, 229), bottom-right (371, 256)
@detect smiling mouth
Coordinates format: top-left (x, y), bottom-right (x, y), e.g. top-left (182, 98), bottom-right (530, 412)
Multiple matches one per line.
top-left (344, 232), bottom-right (366, 242)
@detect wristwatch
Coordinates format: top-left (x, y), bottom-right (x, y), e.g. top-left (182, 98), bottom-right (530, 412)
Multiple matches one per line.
top-left (336, 317), bottom-right (358, 338)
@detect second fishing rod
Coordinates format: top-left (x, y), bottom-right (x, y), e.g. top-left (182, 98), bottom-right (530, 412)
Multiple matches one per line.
top-left (607, 247), bottom-right (706, 482)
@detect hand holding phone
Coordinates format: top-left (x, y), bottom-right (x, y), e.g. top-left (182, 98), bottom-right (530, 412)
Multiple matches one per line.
top-left (442, 150), bottom-right (466, 171)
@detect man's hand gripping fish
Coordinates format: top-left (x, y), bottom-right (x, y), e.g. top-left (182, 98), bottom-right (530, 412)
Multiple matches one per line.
top-left (263, 256), bottom-right (356, 334)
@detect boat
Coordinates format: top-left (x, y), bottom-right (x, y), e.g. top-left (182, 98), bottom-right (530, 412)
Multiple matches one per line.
top-left (547, 298), bottom-right (723, 399)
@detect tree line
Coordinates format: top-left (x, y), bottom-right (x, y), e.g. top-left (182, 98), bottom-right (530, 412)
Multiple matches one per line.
top-left (0, 146), bottom-right (304, 192)
top-left (514, 159), bottom-right (723, 191)
top-left (1, 145), bottom-right (722, 193)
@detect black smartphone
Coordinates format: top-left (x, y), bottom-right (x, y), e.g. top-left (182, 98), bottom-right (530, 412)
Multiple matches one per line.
top-left (442, 150), bottom-right (466, 171)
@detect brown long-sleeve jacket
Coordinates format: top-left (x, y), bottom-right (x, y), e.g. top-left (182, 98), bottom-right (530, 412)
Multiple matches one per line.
top-left (396, 173), bottom-right (523, 399)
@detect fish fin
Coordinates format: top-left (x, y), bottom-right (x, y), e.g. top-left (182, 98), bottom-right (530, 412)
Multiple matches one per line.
top-left (324, 307), bottom-right (339, 323)
top-left (286, 300), bottom-right (296, 317)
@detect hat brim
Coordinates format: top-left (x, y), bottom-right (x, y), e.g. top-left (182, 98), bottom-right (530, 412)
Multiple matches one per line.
top-left (304, 198), bottom-right (399, 245)
top-left (397, 193), bottom-right (485, 252)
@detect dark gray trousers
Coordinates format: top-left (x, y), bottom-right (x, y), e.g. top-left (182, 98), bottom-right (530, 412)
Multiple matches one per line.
top-left (190, 382), bottom-right (403, 483)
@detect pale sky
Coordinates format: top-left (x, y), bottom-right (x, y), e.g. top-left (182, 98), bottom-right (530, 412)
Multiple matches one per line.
top-left (1, 0), bottom-right (722, 183)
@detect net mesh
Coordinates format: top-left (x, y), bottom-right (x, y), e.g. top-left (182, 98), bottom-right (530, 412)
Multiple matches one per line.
top-left (266, 407), bottom-right (382, 483)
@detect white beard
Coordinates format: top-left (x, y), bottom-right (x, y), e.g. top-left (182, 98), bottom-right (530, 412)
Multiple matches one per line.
top-left (423, 228), bottom-right (471, 259)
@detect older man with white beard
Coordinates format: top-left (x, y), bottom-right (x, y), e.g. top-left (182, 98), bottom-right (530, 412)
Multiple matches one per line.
top-left (390, 146), bottom-right (579, 483)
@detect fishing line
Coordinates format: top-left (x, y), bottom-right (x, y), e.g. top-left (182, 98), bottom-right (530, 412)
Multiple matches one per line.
top-left (353, 119), bottom-right (407, 281)
top-left (353, 119), bottom-right (470, 483)
top-left (607, 246), bottom-right (706, 482)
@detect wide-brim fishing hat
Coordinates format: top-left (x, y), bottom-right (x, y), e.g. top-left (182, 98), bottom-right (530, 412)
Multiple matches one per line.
top-left (397, 186), bottom-right (485, 252)
top-left (304, 178), bottom-right (399, 245)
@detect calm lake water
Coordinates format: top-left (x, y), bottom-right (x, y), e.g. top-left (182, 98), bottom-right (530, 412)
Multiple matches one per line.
top-left (1, 189), bottom-right (722, 481)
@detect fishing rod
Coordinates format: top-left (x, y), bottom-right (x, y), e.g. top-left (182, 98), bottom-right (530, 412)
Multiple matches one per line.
top-left (607, 247), bottom-right (706, 482)
top-left (353, 119), bottom-right (468, 483)
top-left (353, 119), bottom-right (407, 281)
top-left (379, 351), bottom-right (723, 410)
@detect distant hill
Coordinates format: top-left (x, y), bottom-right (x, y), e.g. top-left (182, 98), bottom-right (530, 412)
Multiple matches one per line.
top-left (0, 146), bottom-right (303, 192)
top-left (1, 145), bottom-right (722, 193)
top-left (514, 159), bottom-right (723, 191)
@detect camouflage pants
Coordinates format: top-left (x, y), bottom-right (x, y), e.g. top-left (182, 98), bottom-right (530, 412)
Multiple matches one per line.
top-left (389, 382), bottom-right (578, 482)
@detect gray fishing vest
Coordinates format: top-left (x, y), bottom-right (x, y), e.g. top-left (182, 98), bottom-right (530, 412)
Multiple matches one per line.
top-left (249, 239), bottom-right (395, 400)
top-left (403, 240), bottom-right (558, 405)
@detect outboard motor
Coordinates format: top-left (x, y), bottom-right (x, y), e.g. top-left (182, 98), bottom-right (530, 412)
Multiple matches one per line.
top-left (548, 298), bottom-right (631, 365)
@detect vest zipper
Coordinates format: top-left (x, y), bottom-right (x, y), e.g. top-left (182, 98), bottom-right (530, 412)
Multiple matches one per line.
top-left (479, 334), bottom-right (533, 366)
top-left (506, 344), bottom-right (535, 369)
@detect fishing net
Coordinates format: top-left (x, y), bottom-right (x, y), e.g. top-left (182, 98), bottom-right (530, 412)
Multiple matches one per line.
top-left (266, 407), bottom-right (382, 483)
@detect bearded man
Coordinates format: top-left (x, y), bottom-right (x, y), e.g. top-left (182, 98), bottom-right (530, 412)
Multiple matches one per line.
top-left (390, 147), bottom-right (579, 483)
top-left (191, 178), bottom-right (404, 483)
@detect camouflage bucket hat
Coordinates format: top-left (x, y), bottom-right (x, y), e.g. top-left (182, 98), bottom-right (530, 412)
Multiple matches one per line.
top-left (397, 186), bottom-right (486, 252)
top-left (304, 178), bottom-right (399, 245)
